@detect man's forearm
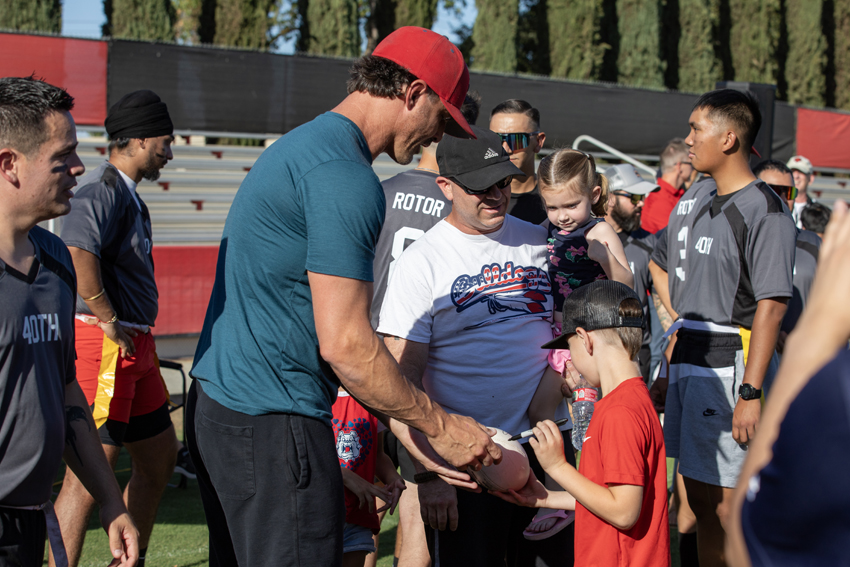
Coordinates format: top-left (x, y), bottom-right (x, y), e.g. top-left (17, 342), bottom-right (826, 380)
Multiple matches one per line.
top-left (649, 260), bottom-right (677, 320)
top-left (69, 247), bottom-right (117, 322)
top-left (743, 298), bottom-right (788, 388)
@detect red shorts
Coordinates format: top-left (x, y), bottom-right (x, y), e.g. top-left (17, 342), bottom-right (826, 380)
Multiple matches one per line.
top-left (74, 319), bottom-right (169, 431)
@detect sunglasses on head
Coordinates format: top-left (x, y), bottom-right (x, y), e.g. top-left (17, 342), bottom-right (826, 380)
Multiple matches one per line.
top-left (452, 176), bottom-right (513, 195)
top-left (612, 191), bottom-right (645, 206)
top-left (767, 184), bottom-right (798, 201)
top-left (497, 132), bottom-right (540, 152)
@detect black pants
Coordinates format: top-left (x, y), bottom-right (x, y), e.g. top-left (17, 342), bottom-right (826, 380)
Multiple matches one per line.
top-left (0, 509), bottom-right (45, 567)
top-left (426, 430), bottom-right (576, 567)
top-left (185, 380), bottom-right (344, 566)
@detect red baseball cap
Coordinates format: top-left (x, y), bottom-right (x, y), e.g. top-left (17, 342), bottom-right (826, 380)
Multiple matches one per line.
top-left (373, 27), bottom-right (475, 139)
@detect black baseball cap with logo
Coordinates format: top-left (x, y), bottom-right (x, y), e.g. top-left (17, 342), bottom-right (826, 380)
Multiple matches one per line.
top-left (542, 280), bottom-right (644, 349)
top-left (436, 126), bottom-right (523, 191)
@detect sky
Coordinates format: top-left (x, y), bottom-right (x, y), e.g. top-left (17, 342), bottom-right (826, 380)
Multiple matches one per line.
top-left (61, 0), bottom-right (477, 54)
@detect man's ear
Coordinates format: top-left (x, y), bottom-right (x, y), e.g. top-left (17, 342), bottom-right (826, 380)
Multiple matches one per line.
top-left (436, 176), bottom-right (454, 202)
top-left (721, 129), bottom-right (739, 154)
top-left (534, 131), bottom-right (546, 153)
top-left (403, 79), bottom-right (431, 111)
top-left (0, 148), bottom-right (21, 185)
top-left (575, 327), bottom-right (592, 355)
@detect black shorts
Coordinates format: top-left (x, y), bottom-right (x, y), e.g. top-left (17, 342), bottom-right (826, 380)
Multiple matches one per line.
top-left (96, 401), bottom-right (172, 447)
top-left (0, 508), bottom-right (46, 567)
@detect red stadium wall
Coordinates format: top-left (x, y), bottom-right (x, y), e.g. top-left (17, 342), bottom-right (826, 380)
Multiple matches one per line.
top-left (796, 108), bottom-right (850, 170)
top-left (0, 33), bottom-right (107, 126)
top-left (152, 246), bottom-right (218, 336)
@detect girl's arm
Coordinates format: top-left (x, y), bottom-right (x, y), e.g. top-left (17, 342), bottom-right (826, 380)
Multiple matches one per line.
top-left (374, 432), bottom-right (406, 514)
top-left (586, 221), bottom-right (635, 288)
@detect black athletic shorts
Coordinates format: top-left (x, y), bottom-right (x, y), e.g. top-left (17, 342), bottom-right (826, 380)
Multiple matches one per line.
top-left (0, 508), bottom-right (46, 567)
top-left (95, 401), bottom-right (172, 447)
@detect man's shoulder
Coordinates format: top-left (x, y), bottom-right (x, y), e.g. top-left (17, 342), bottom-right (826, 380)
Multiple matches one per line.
top-left (797, 229), bottom-right (822, 247)
top-left (31, 226), bottom-right (72, 263)
top-left (733, 180), bottom-right (788, 217)
top-left (382, 169), bottom-right (440, 193)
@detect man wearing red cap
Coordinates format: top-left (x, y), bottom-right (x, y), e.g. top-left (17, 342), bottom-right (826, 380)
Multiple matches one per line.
top-left (186, 27), bottom-right (500, 566)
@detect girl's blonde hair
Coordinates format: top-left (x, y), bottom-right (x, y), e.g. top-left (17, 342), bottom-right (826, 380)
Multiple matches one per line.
top-left (538, 149), bottom-right (609, 217)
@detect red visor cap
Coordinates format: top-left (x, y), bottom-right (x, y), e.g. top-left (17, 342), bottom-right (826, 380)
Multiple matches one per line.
top-left (373, 27), bottom-right (475, 139)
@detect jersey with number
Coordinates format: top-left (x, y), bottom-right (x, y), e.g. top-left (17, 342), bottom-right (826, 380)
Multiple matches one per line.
top-left (781, 229), bottom-right (820, 333)
top-left (619, 228), bottom-right (656, 346)
top-left (677, 180), bottom-right (796, 328)
top-left (371, 169), bottom-right (450, 328)
top-left (61, 162), bottom-right (157, 326)
top-left (0, 227), bottom-right (77, 506)
top-left (650, 178), bottom-right (716, 312)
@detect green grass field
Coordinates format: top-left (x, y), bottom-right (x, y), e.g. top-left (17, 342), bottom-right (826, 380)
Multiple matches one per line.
top-left (55, 416), bottom-right (680, 567)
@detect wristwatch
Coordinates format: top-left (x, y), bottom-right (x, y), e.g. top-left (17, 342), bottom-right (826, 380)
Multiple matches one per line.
top-left (738, 383), bottom-right (762, 400)
top-left (413, 471), bottom-right (440, 484)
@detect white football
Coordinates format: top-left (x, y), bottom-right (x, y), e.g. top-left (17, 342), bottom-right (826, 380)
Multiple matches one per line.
top-left (469, 427), bottom-right (531, 492)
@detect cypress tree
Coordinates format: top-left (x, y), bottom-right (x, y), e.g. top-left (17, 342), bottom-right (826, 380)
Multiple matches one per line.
top-left (211, 0), bottom-right (277, 48)
top-left (677, 0), bottom-right (722, 92)
top-left (174, 0), bottom-right (202, 43)
top-left (548, 0), bottom-right (606, 80)
top-left (363, 0), bottom-right (437, 53)
top-left (110, 0), bottom-right (177, 40)
top-left (616, 0), bottom-right (664, 88)
top-left (0, 0), bottom-right (61, 33)
top-left (835, 0), bottom-right (850, 109)
top-left (728, 0), bottom-right (782, 84)
top-left (395, 0), bottom-right (438, 27)
top-left (785, 0), bottom-right (827, 106)
top-left (303, 0), bottom-right (360, 56)
top-left (517, 0), bottom-right (551, 75)
top-left (471, 0), bottom-right (520, 73)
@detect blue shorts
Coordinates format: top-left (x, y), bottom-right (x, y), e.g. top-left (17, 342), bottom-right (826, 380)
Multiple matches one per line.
top-left (342, 522), bottom-right (375, 554)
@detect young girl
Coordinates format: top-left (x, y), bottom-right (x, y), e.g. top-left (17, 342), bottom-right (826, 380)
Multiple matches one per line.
top-left (524, 149), bottom-right (634, 540)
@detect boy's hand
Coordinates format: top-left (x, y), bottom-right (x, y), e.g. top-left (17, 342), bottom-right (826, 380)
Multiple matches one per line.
top-left (562, 359), bottom-right (581, 395)
top-left (341, 467), bottom-right (390, 513)
top-left (529, 420), bottom-right (568, 472)
top-left (489, 470), bottom-right (549, 508)
top-left (381, 477), bottom-right (407, 515)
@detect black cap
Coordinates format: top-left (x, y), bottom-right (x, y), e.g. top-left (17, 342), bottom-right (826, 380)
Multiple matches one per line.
top-left (105, 90), bottom-right (173, 140)
top-left (541, 280), bottom-right (644, 349)
top-left (436, 126), bottom-right (523, 191)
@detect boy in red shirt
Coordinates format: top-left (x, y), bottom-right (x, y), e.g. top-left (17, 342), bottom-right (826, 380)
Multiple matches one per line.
top-left (495, 280), bottom-right (669, 566)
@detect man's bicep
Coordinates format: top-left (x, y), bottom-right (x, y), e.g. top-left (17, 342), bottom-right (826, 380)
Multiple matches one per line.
top-left (383, 335), bottom-right (429, 388)
top-left (749, 214), bottom-right (797, 300)
top-left (308, 271), bottom-right (373, 348)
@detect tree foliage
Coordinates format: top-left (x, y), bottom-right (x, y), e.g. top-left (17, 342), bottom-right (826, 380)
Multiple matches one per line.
top-left (616, 0), bottom-right (663, 87)
top-left (548, 0), bottom-right (606, 80)
top-left (834, 0), bottom-right (850, 109)
top-left (728, 0), bottom-right (782, 85)
top-left (516, 0), bottom-right (550, 75)
top-left (471, 0), bottom-right (520, 72)
top-left (785, 0), bottom-right (827, 105)
top-left (677, 0), bottom-right (722, 92)
top-left (303, 0), bottom-right (360, 56)
top-left (363, 0), bottom-right (438, 53)
top-left (0, 0), bottom-right (61, 33)
top-left (107, 0), bottom-right (176, 40)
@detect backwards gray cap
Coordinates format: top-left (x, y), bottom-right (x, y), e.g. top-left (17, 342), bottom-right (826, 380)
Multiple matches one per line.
top-left (605, 163), bottom-right (659, 196)
top-left (541, 280), bottom-right (644, 349)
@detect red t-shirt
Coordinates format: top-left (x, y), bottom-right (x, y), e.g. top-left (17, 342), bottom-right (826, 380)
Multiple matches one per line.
top-left (640, 178), bottom-right (685, 234)
top-left (575, 378), bottom-right (670, 567)
top-left (332, 392), bottom-right (381, 532)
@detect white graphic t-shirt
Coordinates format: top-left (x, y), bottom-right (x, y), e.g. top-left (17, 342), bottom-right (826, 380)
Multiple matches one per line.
top-left (378, 215), bottom-right (571, 436)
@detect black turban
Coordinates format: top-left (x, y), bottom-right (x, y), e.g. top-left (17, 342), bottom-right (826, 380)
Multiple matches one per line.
top-left (105, 90), bottom-right (173, 139)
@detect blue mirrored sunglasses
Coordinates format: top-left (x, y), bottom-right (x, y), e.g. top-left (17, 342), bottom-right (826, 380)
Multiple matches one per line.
top-left (497, 131), bottom-right (540, 152)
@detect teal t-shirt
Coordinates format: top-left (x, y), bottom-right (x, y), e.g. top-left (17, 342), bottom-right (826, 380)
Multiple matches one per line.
top-left (191, 112), bottom-right (385, 421)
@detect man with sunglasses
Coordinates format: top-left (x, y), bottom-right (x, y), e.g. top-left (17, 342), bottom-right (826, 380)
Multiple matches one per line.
top-left (754, 160), bottom-right (821, 349)
top-left (786, 155), bottom-right (818, 228)
top-left (378, 126), bottom-right (575, 566)
top-left (641, 138), bottom-right (693, 234)
top-left (489, 99), bottom-right (548, 224)
top-left (603, 164), bottom-right (660, 382)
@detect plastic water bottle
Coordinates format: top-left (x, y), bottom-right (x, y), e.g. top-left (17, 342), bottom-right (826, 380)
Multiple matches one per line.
top-left (571, 376), bottom-right (598, 451)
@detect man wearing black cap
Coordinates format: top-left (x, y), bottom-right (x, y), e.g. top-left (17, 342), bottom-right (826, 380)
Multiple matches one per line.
top-left (52, 90), bottom-right (177, 567)
top-left (378, 126), bottom-right (575, 565)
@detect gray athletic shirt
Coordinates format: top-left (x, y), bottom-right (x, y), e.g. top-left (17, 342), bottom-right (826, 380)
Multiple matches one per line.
top-left (61, 162), bottom-right (158, 326)
top-left (0, 227), bottom-right (77, 506)
top-left (651, 178), bottom-right (717, 312)
top-left (619, 228), bottom-right (656, 346)
top-left (677, 180), bottom-right (797, 328)
top-left (371, 169), bottom-right (450, 328)
top-left (781, 229), bottom-right (821, 333)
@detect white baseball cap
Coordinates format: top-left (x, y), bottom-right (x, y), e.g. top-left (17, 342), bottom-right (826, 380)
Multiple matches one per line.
top-left (604, 164), bottom-right (659, 196)
top-left (786, 155), bottom-right (813, 175)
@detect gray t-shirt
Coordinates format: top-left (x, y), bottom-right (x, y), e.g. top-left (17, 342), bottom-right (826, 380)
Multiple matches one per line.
top-left (619, 228), bottom-right (656, 346)
top-left (781, 229), bottom-right (821, 333)
top-left (651, 178), bottom-right (717, 312)
top-left (371, 169), bottom-right (450, 328)
top-left (0, 227), bottom-right (77, 506)
top-left (677, 180), bottom-right (797, 328)
top-left (61, 162), bottom-right (158, 326)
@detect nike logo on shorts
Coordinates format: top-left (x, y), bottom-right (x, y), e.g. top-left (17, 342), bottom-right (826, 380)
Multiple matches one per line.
top-left (703, 408), bottom-right (718, 416)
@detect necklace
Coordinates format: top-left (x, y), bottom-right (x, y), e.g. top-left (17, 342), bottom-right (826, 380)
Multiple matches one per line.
top-left (416, 167), bottom-right (439, 174)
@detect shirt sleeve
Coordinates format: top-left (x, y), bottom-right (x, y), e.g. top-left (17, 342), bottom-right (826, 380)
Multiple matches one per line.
top-left (747, 213), bottom-right (797, 301)
top-left (60, 181), bottom-right (120, 259)
top-left (301, 161), bottom-right (385, 282)
top-left (599, 406), bottom-right (650, 487)
top-left (376, 248), bottom-right (435, 343)
top-left (650, 227), bottom-right (668, 272)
